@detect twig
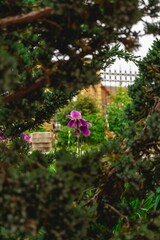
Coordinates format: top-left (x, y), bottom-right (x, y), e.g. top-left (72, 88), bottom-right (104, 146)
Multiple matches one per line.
top-left (0, 7), bottom-right (53, 28)
top-left (104, 203), bottom-right (130, 227)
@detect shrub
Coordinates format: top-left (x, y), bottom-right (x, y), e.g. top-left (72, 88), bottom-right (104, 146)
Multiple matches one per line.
top-left (106, 88), bottom-right (132, 135)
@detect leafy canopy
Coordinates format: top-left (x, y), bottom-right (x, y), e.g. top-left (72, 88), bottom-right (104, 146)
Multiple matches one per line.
top-left (0, 1), bottom-right (160, 239)
top-left (0, 0), bottom-right (159, 135)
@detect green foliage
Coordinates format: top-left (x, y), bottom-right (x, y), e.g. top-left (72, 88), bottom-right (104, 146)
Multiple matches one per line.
top-left (84, 114), bottom-right (107, 145)
top-left (0, 141), bottom-right (101, 240)
top-left (126, 38), bottom-right (160, 122)
top-left (92, 40), bottom-right (160, 239)
top-left (0, 0), bottom-right (158, 136)
top-left (73, 94), bottom-right (99, 116)
top-left (57, 125), bottom-right (75, 148)
top-left (0, 1), bottom-right (160, 240)
top-left (106, 88), bottom-right (132, 135)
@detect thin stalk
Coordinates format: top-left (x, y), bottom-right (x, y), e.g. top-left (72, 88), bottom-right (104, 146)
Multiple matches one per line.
top-left (68, 130), bottom-right (71, 150)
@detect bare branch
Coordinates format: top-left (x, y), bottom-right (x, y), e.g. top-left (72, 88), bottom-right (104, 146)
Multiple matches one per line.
top-left (0, 7), bottom-right (53, 28)
top-left (104, 203), bottom-right (130, 227)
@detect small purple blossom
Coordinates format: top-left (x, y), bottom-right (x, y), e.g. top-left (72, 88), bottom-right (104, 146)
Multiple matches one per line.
top-left (0, 129), bottom-right (9, 143)
top-left (66, 110), bottom-right (92, 136)
top-left (0, 129), bottom-right (31, 143)
top-left (22, 134), bottom-right (31, 142)
top-left (0, 136), bottom-right (4, 142)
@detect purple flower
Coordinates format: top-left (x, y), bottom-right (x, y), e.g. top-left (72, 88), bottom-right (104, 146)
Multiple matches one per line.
top-left (0, 129), bottom-right (9, 142)
top-left (22, 134), bottom-right (31, 142)
top-left (0, 136), bottom-right (4, 142)
top-left (66, 110), bottom-right (92, 136)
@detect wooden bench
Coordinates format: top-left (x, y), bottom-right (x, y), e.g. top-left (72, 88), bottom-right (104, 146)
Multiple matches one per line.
top-left (31, 132), bottom-right (53, 153)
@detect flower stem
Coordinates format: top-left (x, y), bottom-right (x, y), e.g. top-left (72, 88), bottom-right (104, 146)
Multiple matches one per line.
top-left (76, 134), bottom-right (79, 155)
top-left (76, 133), bottom-right (82, 156)
top-left (68, 130), bottom-right (71, 150)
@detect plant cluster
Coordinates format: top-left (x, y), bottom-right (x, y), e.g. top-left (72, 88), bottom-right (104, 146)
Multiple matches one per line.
top-left (56, 94), bottom-right (107, 148)
top-left (106, 87), bottom-right (132, 135)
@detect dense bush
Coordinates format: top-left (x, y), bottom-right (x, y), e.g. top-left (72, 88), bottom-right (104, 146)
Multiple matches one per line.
top-left (55, 39), bottom-right (160, 239)
top-left (0, 140), bottom-right (101, 240)
top-left (89, 39), bottom-right (160, 239)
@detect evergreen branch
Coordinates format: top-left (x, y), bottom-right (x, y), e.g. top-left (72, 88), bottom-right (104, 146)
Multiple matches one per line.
top-left (0, 7), bottom-right (53, 28)
top-left (2, 76), bottom-right (47, 103)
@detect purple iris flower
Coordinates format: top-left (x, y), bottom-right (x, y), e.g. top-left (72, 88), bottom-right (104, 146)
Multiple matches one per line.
top-left (22, 134), bottom-right (31, 142)
top-left (66, 110), bottom-right (92, 136)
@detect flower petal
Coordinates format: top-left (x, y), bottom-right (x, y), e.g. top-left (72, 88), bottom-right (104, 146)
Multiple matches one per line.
top-left (67, 120), bottom-right (75, 128)
top-left (66, 114), bottom-right (72, 119)
top-left (80, 126), bottom-right (91, 136)
top-left (79, 118), bottom-right (87, 126)
top-left (22, 134), bottom-right (31, 142)
top-left (87, 122), bottom-right (92, 127)
top-left (73, 121), bottom-right (77, 128)
top-left (70, 110), bottom-right (81, 119)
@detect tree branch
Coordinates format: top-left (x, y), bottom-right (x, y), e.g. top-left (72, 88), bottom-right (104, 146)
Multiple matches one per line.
top-left (2, 76), bottom-right (47, 104)
top-left (0, 7), bottom-right (53, 28)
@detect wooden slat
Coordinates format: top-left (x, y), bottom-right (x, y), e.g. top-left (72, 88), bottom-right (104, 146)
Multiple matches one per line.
top-left (31, 132), bottom-right (53, 152)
